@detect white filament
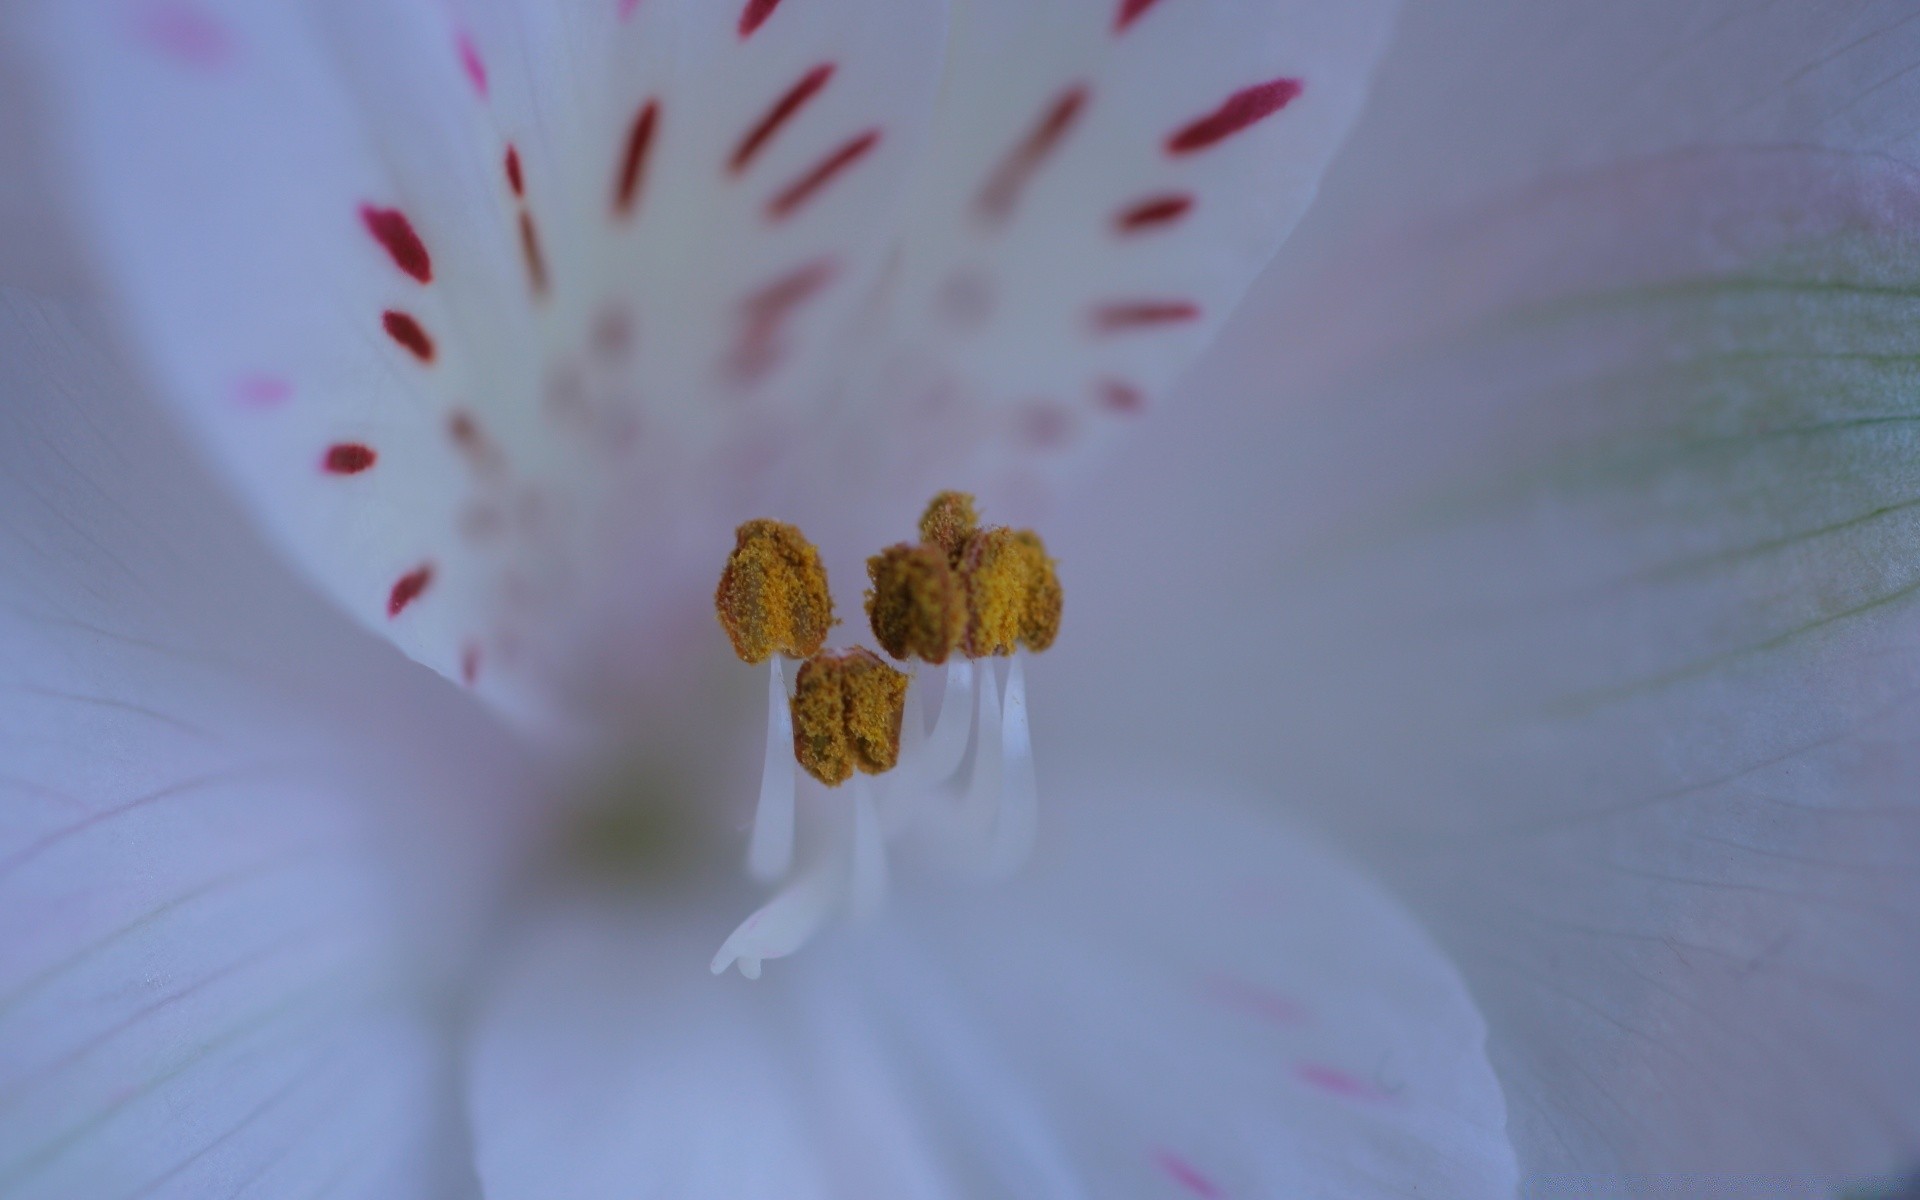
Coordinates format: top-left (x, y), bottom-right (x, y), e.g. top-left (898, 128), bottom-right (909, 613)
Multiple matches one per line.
top-left (848, 774), bottom-right (889, 921)
top-left (918, 660), bottom-right (974, 787)
top-left (746, 656), bottom-right (796, 883)
top-left (987, 651), bottom-right (1037, 877)
top-left (957, 657), bottom-right (1004, 851)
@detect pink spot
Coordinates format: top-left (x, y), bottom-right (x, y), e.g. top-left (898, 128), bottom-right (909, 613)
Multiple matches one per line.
top-left (592, 305), bottom-right (635, 360)
top-left (322, 443), bottom-right (377, 474)
top-left (457, 32), bottom-right (489, 98)
top-left (738, 0), bottom-right (784, 37)
top-left (383, 311), bottom-right (436, 363)
top-left (976, 86), bottom-right (1088, 225)
top-left (135, 1), bottom-right (233, 70)
top-left (1114, 193), bottom-right (1194, 234)
top-left (1096, 378), bottom-right (1146, 414)
top-left (519, 212), bottom-right (550, 295)
top-left (387, 564), bottom-right (434, 618)
top-left (614, 100), bottom-right (660, 219)
top-left (234, 375), bottom-right (292, 408)
top-left (1167, 78), bottom-right (1303, 155)
top-left (1092, 300), bottom-right (1201, 332)
top-left (460, 641), bottom-right (481, 684)
top-left (1115, 0), bottom-right (1168, 32)
top-left (1153, 1150), bottom-right (1224, 1198)
top-left (360, 206), bottom-right (433, 284)
top-left (618, 0), bottom-right (644, 18)
top-left (1295, 1061), bottom-right (1392, 1102)
top-left (731, 64), bottom-right (835, 176)
top-left (730, 259), bottom-right (837, 381)
top-left (505, 146), bottom-right (525, 197)
top-left (766, 129), bottom-right (881, 222)
top-left (1016, 400), bottom-right (1076, 452)
top-left (1203, 974), bottom-right (1308, 1025)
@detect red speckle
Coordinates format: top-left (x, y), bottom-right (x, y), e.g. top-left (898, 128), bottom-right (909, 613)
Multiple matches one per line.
top-left (234, 375), bottom-right (292, 408)
top-left (383, 311), bottom-right (436, 362)
top-left (766, 129), bottom-right (881, 222)
top-left (738, 0), bottom-right (783, 37)
top-left (360, 206), bottom-right (433, 284)
top-left (618, 0), bottom-right (643, 18)
top-left (505, 145), bottom-right (525, 197)
top-left (1167, 78), bottom-right (1303, 155)
top-left (1092, 300), bottom-right (1200, 332)
top-left (1153, 1150), bottom-right (1224, 1198)
top-left (730, 259), bottom-right (836, 381)
top-left (1016, 401), bottom-right (1076, 451)
top-left (976, 86), bottom-right (1088, 224)
top-left (731, 63), bottom-right (835, 176)
top-left (1295, 1061), bottom-right (1391, 1102)
top-left (457, 32), bottom-right (489, 98)
top-left (323, 443), bottom-right (377, 474)
top-left (592, 305), bottom-right (635, 359)
top-left (1203, 974), bottom-right (1308, 1025)
top-left (1096, 378), bottom-right (1145, 414)
top-left (387, 564), bottom-right (434, 618)
top-left (614, 100), bottom-right (659, 218)
top-left (519, 212), bottom-right (550, 295)
top-left (1114, 192), bottom-right (1194, 234)
top-left (460, 641), bottom-right (481, 684)
top-left (135, 1), bottom-right (233, 70)
top-left (1114, 0), bottom-right (1167, 32)
top-left (447, 408), bottom-right (503, 472)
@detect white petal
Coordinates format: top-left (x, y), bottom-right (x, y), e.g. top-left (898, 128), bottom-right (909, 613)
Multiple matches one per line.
top-left (1058, 145), bottom-right (1920, 1192)
top-left (465, 771), bottom-right (1515, 1198)
top-left (17, 0), bottom-right (948, 716)
top-left (0, 289), bottom-right (518, 1198)
top-left (846, 0), bottom-right (1397, 495)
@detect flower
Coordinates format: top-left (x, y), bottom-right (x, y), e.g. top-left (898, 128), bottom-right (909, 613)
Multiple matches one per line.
top-left (2, 2), bottom-right (1918, 1198)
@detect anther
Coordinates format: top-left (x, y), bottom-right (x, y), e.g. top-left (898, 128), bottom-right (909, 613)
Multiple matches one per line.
top-left (959, 527), bottom-right (1062, 657)
top-left (791, 648), bottom-right (909, 786)
top-left (865, 542), bottom-right (965, 664)
top-left (715, 518), bottom-right (835, 663)
top-left (918, 490), bottom-right (979, 567)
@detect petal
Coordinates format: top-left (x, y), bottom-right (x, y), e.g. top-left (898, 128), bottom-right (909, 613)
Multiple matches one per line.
top-left (17, 0), bottom-right (948, 715)
top-left (465, 770), bottom-right (1515, 1198)
top-left (846, 0), bottom-right (1398, 489)
top-left (1058, 148), bottom-right (1920, 1192)
top-left (0, 289), bottom-right (519, 1198)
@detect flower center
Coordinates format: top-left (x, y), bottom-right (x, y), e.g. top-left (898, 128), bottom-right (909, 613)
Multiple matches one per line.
top-left (707, 492), bottom-right (1060, 978)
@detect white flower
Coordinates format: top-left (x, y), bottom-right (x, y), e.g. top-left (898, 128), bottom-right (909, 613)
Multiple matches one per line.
top-left (2, 2), bottom-right (1917, 1198)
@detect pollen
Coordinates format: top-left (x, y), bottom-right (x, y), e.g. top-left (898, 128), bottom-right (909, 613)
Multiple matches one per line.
top-left (960, 526), bottom-right (1062, 656)
top-left (715, 519), bottom-right (835, 663)
top-left (790, 648), bottom-right (909, 785)
top-left (918, 490), bottom-right (979, 567)
top-left (865, 542), bottom-right (965, 664)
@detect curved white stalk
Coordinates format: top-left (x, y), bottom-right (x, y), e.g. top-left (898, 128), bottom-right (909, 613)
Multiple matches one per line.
top-left (848, 773), bottom-right (890, 921)
top-left (957, 657), bottom-right (1004, 857)
top-left (986, 651), bottom-right (1037, 878)
top-left (747, 656), bottom-right (796, 883)
top-left (918, 660), bottom-right (974, 787)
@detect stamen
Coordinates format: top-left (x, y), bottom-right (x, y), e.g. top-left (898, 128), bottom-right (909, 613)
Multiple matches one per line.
top-left (919, 490), bottom-right (979, 566)
top-left (987, 651), bottom-right (1038, 877)
top-left (747, 656), bottom-right (797, 882)
top-left (865, 542), bottom-right (964, 663)
top-left (959, 527), bottom-right (1060, 657)
top-left (918, 659), bottom-right (975, 787)
top-left (715, 519), bottom-right (835, 663)
top-left (711, 804), bottom-right (844, 980)
top-left (848, 773), bottom-right (889, 921)
top-left (790, 648), bottom-right (908, 786)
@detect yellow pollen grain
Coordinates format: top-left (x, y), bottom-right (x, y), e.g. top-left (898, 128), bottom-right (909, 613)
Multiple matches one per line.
top-left (790, 648), bottom-right (908, 786)
top-left (960, 526), bottom-right (1062, 657)
top-left (865, 543), bottom-right (965, 664)
top-left (918, 491), bottom-right (979, 567)
top-left (714, 518), bottom-right (835, 664)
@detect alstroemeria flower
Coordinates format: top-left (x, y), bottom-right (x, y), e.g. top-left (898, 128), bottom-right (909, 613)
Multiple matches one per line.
top-left (2, 2), bottom-right (1917, 1199)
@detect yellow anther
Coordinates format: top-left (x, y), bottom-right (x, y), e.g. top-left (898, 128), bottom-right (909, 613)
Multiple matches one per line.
top-left (865, 543), bottom-right (965, 664)
top-left (715, 519), bottom-right (835, 664)
top-left (918, 491), bottom-right (979, 568)
top-left (960, 527), bottom-right (1062, 657)
top-left (790, 648), bottom-right (909, 786)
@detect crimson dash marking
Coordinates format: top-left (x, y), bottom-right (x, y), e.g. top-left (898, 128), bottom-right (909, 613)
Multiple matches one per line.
top-left (1114, 192), bottom-right (1193, 234)
top-left (505, 145), bottom-right (525, 197)
top-left (731, 63), bottom-right (835, 175)
top-left (457, 32), bottom-right (489, 98)
top-left (614, 99), bottom-right (659, 218)
top-left (1092, 300), bottom-right (1200, 332)
top-left (135, 1), bottom-right (233, 70)
top-left (1153, 1150), bottom-right (1224, 1198)
top-left (767, 129), bottom-right (880, 222)
top-left (977, 86), bottom-right (1088, 224)
top-left (387, 564), bottom-right (434, 617)
top-left (234, 375), bottom-right (292, 408)
top-left (461, 641), bottom-right (481, 684)
top-left (323, 443), bottom-right (377, 474)
top-left (1168, 78), bottom-right (1303, 155)
top-left (1295, 1061), bottom-right (1393, 1102)
top-left (730, 259), bottom-right (836, 381)
top-left (518, 212), bottom-right (549, 295)
top-left (383, 311), bottom-right (436, 362)
top-left (1203, 974), bottom-right (1308, 1025)
top-left (738, 0), bottom-right (784, 37)
top-left (1114, 0), bottom-right (1168, 32)
top-left (1096, 378), bottom-right (1145, 414)
top-left (360, 206), bottom-right (432, 283)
